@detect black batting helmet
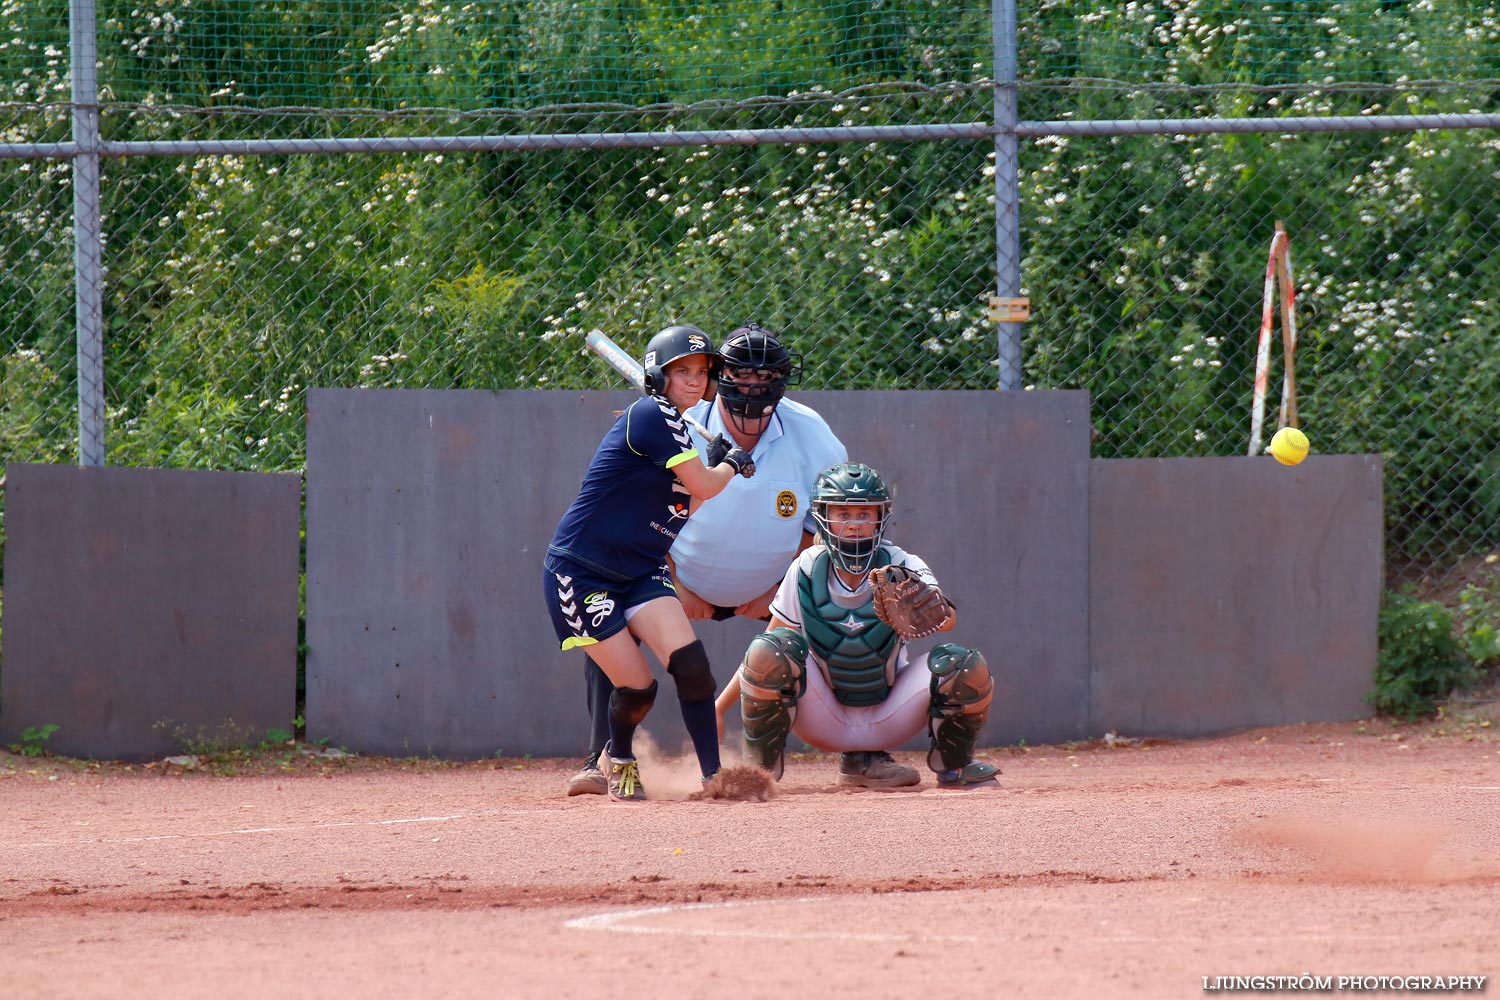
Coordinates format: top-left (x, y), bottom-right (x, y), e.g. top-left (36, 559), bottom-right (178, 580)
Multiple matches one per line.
top-left (642, 324), bottom-right (718, 395)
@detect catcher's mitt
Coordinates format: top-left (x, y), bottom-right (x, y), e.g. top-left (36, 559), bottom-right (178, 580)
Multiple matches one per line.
top-left (868, 565), bottom-right (953, 640)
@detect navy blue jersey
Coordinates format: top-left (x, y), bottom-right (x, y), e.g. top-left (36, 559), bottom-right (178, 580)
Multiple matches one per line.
top-left (546, 395), bottom-right (700, 582)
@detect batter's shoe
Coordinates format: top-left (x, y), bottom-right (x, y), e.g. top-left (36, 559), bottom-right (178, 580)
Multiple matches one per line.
top-left (565, 752), bottom-right (607, 796)
top-left (604, 744), bottom-right (647, 801)
top-left (838, 750), bottom-right (920, 789)
top-left (936, 761), bottom-right (1001, 788)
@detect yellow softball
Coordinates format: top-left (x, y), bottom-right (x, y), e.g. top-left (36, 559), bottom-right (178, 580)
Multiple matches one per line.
top-left (1268, 426), bottom-right (1310, 466)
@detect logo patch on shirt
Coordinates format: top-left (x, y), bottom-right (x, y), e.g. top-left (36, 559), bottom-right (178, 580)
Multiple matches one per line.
top-left (775, 489), bottom-right (798, 518)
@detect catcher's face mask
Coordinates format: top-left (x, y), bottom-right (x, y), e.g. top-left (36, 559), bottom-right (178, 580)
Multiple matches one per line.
top-left (813, 499), bottom-right (890, 574)
top-left (810, 462), bottom-right (892, 574)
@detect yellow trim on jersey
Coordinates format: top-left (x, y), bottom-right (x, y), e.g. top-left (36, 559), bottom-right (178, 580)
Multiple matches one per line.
top-left (624, 400), bottom-right (647, 458)
top-left (664, 448), bottom-right (700, 469)
top-left (562, 635), bottom-right (599, 650)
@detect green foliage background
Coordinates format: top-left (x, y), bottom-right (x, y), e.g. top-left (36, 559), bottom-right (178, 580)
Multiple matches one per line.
top-left (2, 1), bottom-right (1500, 577)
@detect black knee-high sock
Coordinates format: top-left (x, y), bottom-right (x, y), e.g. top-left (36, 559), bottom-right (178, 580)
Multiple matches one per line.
top-left (679, 698), bottom-right (721, 780)
top-left (607, 712), bottom-right (639, 762)
top-left (583, 657), bottom-right (611, 759)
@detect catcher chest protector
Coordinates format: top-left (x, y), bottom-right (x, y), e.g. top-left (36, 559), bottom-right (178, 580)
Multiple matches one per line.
top-left (738, 627), bottom-right (808, 779)
top-left (797, 548), bottom-right (898, 707)
top-left (926, 644), bottom-right (993, 772)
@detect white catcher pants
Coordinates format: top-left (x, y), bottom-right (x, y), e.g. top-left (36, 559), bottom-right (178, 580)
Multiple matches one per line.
top-left (789, 652), bottom-right (933, 753)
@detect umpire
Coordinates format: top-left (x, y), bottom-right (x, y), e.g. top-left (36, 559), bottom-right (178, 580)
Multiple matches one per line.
top-left (568, 323), bottom-right (847, 795)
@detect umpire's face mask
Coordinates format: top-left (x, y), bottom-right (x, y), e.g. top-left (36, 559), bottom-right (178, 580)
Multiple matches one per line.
top-left (718, 365), bottom-right (788, 432)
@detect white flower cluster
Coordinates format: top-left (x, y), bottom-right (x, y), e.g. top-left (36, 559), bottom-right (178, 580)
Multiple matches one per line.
top-left (366, 0), bottom-right (479, 72)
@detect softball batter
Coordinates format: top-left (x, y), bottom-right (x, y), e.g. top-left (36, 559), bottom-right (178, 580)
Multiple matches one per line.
top-left (543, 325), bottom-right (755, 800)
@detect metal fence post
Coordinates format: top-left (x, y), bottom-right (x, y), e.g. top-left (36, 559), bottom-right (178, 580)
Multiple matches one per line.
top-left (992, 0), bottom-right (1023, 391)
top-left (71, 0), bottom-right (106, 466)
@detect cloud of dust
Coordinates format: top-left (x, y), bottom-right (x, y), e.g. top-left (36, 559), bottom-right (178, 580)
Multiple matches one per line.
top-left (1233, 812), bottom-right (1470, 884)
top-left (628, 729), bottom-right (748, 801)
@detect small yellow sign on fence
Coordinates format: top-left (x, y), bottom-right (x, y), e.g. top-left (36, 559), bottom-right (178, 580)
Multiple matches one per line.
top-left (988, 296), bottom-right (1031, 323)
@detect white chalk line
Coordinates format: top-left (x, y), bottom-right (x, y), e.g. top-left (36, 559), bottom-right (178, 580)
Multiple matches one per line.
top-left (565, 897), bottom-right (980, 944)
top-left (568, 899), bottom-right (1496, 948)
top-left (13, 808), bottom-right (513, 848)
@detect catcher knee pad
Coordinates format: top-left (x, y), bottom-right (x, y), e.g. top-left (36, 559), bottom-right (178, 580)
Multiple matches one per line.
top-left (926, 645), bottom-right (993, 772)
top-left (740, 627), bottom-right (808, 703)
top-left (667, 640), bottom-right (716, 703)
top-left (928, 644), bottom-right (993, 715)
top-left (610, 679), bottom-right (659, 727)
top-left (739, 627), bottom-right (808, 779)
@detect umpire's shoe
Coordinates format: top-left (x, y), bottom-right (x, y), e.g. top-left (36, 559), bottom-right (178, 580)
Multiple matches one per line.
top-left (838, 750), bottom-right (920, 789)
top-left (566, 751), bottom-right (607, 796)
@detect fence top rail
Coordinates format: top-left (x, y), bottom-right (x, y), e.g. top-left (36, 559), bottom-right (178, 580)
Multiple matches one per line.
top-left (5, 112), bottom-right (1500, 161)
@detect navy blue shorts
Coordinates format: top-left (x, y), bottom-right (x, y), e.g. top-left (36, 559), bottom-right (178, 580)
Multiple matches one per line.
top-left (542, 557), bottom-right (676, 651)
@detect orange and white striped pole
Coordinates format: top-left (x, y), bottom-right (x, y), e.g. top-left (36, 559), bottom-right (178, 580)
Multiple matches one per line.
top-left (1249, 221), bottom-right (1298, 456)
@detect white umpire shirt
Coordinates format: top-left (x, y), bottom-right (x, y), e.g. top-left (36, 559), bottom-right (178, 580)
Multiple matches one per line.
top-left (669, 396), bottom-right (847, 608)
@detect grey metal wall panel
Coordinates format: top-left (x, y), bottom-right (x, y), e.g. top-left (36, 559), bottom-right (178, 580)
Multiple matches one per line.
top-left (1088, 455), bottom-right (1383, 738)
top-left (0, 463), bottom-right (301, 760)
top-left (305, 388), bottom-right (636, 758)
top-left (799, 390), bottom-right (1094, 748)
top-left (305, 388), bottom-right (1094, 757)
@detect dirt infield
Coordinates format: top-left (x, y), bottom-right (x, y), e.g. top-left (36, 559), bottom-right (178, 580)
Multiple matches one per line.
top-left (3, 717), bottom-right (1498, 999)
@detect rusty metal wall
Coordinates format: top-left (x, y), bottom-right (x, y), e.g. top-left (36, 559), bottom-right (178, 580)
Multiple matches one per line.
top-left (0, 463), bottom-right (301, 760)
top-left (1088, 456), bottom-right (1383, 738)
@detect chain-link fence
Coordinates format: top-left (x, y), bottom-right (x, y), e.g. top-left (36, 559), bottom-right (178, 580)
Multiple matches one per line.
top-left (3, 1), bottom-right (1500, 586)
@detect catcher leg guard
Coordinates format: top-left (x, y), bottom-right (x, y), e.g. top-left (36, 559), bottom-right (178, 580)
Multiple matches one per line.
top-left (666, 639), bottom-right (716, 703)
top-left (926, 644), bottom-right (996, 777)
top-left (739, 627), bottom-right (808, 780)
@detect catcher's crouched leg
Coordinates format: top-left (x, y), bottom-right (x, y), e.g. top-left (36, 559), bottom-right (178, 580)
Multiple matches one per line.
top-left (926, 644), bottom-right (1000, 787)
top-left (738, 627), bottom-right (808, 780)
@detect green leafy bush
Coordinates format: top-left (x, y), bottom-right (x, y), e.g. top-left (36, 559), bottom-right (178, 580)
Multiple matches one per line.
top-left (1455, 581), bottom-right (1500, 672)
top-left (9, 723), bottom-right (59, 757)
top-left (1370, 590), bottom-right (1481, 720)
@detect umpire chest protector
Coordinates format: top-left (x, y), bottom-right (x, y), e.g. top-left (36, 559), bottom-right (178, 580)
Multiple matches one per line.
top-left (797, 549), bottom-right (899, 707)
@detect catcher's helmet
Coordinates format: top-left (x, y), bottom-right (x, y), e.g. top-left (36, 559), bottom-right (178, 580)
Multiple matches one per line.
top-left (810, 462), bottom-right (892, 575)
top-left (643, 324), bottom-right (718, 395)
top-left (716, 323), bottom-right (801, 429)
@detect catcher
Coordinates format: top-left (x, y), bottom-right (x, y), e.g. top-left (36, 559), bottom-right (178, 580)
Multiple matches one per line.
top-left (713, 462), bottom-right (1000, 789)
